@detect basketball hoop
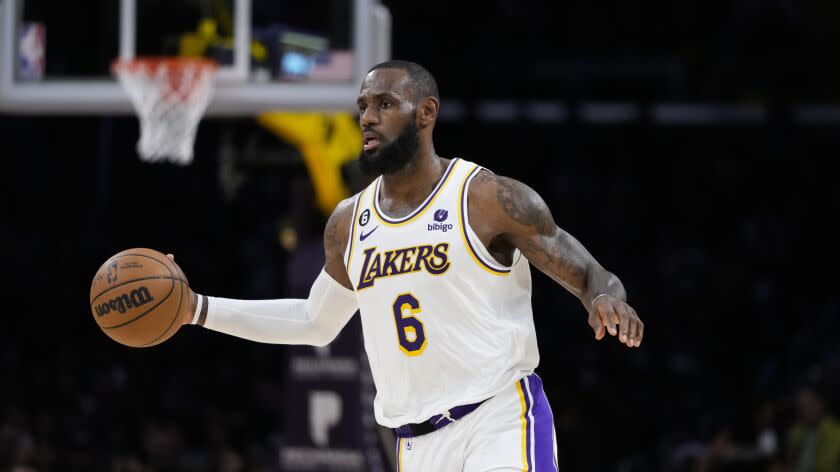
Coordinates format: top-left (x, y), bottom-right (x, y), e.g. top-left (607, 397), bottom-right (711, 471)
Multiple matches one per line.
top-left (112, 57), bottom-right (218, 165)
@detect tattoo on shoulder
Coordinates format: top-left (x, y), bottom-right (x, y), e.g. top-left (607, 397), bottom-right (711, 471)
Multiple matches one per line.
top-left (495, 176), bottom-right (553, 234)
top-left (324, 212), bottom-right (340, 250)
top-left (324, 198), bottom-right (352, 255)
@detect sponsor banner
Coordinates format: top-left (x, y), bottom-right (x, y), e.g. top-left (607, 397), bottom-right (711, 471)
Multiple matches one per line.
top-left (281, 316), bottom-right (386, 471)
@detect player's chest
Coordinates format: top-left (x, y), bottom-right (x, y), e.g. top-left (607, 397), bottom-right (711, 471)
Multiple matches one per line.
top-left (350, 206), bottom-right (461, 291)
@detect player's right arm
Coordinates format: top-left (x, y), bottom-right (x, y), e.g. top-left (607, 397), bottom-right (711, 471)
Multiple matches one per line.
top-left (175, 197), bottom-right (359, 346)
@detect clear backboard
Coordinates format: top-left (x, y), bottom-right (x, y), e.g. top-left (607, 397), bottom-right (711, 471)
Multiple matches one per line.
top-left (0, 0), bottom-right (390, 115)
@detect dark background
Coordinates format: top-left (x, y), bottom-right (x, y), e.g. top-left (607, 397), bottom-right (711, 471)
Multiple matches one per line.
top-left (3, 0), bottom-right (840, 470)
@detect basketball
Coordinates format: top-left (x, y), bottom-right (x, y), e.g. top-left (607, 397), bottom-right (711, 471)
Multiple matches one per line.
top-left (90, 248), bottom-right (190, 348)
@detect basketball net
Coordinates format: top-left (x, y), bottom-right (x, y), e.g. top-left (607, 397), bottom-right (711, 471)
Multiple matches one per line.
top-left (113, 58), bottom-right (218, 165)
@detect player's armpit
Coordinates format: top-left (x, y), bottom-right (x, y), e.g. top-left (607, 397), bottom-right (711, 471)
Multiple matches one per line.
top-left (323, 196), bottom-right (357, 290)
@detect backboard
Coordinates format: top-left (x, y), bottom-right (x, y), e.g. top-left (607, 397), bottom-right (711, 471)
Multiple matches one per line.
top-left (0, 0), bottom-right (390, 115)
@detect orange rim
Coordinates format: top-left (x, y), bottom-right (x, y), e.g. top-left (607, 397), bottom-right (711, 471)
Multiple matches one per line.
top-left (111, 57), bottom-right (219, 74)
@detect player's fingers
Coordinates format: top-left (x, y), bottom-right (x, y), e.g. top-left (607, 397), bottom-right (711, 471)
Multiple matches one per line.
top-left (595, 325), bottom-right (606, 340)
top-left (631, 307), bottom-right (644, 347)
top-left (616, 305), bottom-right (631, 344)
top-left (626, 314), bottom-right (639, 347)
top-left (624, 307), bottom-right (639, 347)
top-left (588, 314), bottom-right (601, 336)
top-left (598, 303), bottom-right (618, 337)
top-left (167, 253), bottom-right (175, 261)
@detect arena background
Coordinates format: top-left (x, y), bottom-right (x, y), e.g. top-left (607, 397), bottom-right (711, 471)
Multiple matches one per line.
top-left (2, 0), bottom-right (840, 471)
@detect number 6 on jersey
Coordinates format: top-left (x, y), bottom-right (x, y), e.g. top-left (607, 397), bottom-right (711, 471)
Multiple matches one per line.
top-left (392, 293), bottom-right (427, 356)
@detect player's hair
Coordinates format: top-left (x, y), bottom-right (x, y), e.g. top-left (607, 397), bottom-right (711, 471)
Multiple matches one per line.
top-left (368, 60), bottom-right (440, 103)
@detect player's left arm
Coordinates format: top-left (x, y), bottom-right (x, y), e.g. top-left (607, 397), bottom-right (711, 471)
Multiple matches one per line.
top-left (469, 170), bottom-right (643, 347)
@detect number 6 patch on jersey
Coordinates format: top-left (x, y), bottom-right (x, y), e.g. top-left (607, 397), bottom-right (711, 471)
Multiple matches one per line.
top-left (392, 293), bottom-right (427, 356)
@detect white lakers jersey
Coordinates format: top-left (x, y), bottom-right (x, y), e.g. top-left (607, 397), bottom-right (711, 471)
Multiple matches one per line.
top-left (344, 158), bottom-right (539, 428)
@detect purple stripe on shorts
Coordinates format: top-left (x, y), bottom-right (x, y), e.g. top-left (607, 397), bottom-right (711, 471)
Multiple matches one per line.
top-left (525, 373), bottom-right (558, 471)
top-left (395, 438), bottom-right (400, 471)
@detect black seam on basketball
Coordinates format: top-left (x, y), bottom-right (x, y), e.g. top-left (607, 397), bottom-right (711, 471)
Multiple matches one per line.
top-left (92, 253), bottom-right (175, 298)
top-left (90, 275), bottom-right (187, 305)
top-left (91, 253), bottom-right (185, 299)
top-left (99, 278), bottom-right (175, 330)
top-left (96, 252), bottom-right (174, 275)
top-left (138, 280), bottom-right (185, 347)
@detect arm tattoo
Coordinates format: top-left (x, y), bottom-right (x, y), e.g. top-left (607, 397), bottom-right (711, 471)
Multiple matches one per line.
top-left (490, 174), bottom-right (589, 295)
top-left (324, 212), bottom-right (340, 252)
top-left (482, 173), bottom-right (621, 304)
top-left (495, 176), bottom-right (553, 234)
top-left (323, 200), bottom-right (351, 258)
top-left (322, 198), bottom-right (357, 289)
top-left (521, 233), bottom-right (588, 295)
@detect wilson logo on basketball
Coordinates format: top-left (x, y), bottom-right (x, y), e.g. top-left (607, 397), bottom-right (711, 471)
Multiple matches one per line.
top-left (106, 260), bottom-right (118, 283)
top-left (94, 287), bottom-right (155, 317)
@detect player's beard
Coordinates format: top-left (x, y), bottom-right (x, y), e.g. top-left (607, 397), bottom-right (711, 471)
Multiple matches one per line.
top-left (358, 117), bottom-right (420, 176)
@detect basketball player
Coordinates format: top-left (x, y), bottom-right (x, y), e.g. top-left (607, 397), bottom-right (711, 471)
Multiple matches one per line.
top-left (174, 60), bottom-right (643, 471)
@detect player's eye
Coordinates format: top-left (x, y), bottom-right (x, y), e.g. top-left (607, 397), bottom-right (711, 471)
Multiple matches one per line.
top-left (381, 100), bottom-right (391, 109)
top-left (359, 104), bottom-right (367, 113)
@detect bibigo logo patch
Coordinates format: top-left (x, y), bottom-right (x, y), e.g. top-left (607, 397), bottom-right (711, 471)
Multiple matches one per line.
top-left (428, 209), bottom-right (453, 232)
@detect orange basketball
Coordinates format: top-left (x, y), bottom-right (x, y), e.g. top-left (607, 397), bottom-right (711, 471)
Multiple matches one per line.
top-left (90, 248), bottom-right (190, 347)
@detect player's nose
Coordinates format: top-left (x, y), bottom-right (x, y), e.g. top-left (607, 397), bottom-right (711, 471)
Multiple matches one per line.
top-left (359, 107), bottom-right (380, 127)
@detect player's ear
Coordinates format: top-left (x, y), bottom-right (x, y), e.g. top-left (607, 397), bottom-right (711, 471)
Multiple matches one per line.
top-left (417, 97), bottom-right (439, 128)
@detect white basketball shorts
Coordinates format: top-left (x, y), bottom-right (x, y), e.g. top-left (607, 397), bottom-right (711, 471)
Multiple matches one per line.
top-left (395, 372), bottom-right (558, 471)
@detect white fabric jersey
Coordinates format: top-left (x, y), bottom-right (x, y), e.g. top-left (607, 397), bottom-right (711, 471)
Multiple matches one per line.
top-left (344, 158), bottom-right (538, 428)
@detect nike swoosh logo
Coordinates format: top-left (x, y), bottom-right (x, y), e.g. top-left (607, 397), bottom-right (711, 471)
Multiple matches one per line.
top-left (360, 226), bottom-right (379, 241)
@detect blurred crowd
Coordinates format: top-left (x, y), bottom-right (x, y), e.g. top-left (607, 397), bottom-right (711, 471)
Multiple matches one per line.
top-left (0, 339), bottom-right (287, 471)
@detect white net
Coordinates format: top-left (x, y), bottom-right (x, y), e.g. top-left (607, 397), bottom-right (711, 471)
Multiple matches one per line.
top-left (113, 58), bottom-right (218, 165)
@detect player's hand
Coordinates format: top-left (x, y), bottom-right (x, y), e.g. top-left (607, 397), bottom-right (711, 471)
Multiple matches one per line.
top-left (588, 295), bottom-right (643, 347)
top-left (167, 253), bottom-right (197, 326)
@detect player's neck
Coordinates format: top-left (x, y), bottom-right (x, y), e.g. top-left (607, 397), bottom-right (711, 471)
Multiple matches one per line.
top-left (380, 147), bottom-right (445, 206)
